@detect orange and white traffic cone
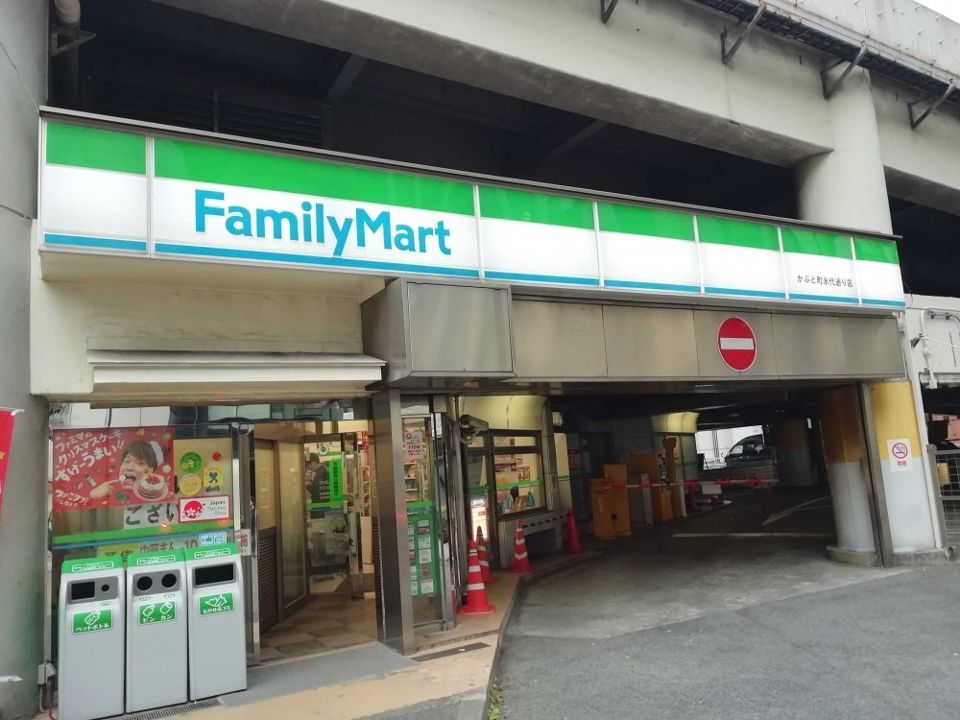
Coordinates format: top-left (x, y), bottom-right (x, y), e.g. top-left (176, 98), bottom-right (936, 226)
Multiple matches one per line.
top-left (512, 520), bottom-right (533, 573)
top-left (564, 507), bottom-right (583, 554)
top-left (476, 528), bottom-right (496, 584)
top-left (459, 540), bottom-right (495, 615)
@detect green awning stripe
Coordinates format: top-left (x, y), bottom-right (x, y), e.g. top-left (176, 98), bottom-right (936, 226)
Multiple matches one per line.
top-left (46, 122), bottom-right (146, 175)
top-left (854, 237), bottom-right (900, 264)
top-left (597, 203), bottom-right (695, 240)
top-left (696, 216), bottom-right (780, 251)
top-left (781, 227), bottom-right (853, 259)
top-left (154, 138), bottom-right (475, 215)
top-left (479, 186), bottom-right (594, 229)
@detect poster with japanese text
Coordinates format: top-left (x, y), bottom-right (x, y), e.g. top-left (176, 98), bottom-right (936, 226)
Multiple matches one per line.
top-left (53, 427), bottom-right (175, 511)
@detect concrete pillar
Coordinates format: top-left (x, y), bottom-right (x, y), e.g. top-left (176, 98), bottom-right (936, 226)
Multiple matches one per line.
top-left (818, 387), bottom-right (877, 563)
top-left (796, 68), bottom-right (892, 235)
top-left (772, 420), bottom-right (816, 488)
top-left (866, 381), bottom-right (942, 558)
top-left (0, 2), bottom-right (48, 717)
top-left (370, 390), bottom-right (416, 653)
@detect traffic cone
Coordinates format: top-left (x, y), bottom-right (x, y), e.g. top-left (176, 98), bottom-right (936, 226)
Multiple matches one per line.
top-left (564, 507), bottom-right (583, 554)
top-left (476, 528), bottom-right (496, 584)
top-left (459, 540), bottom-right (495, 615)
top-left (512, 520), bottom-right (533, 573)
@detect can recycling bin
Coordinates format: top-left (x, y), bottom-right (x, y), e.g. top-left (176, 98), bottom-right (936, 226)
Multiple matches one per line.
top-left (126, 549), bottom-right (188, 712)
top-left (185, 543), bottom-right (247, 700)
top-left (57, 557), bottom-right (125, 720)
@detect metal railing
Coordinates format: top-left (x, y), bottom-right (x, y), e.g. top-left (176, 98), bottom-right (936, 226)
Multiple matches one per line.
top-left (935, 449), bottom-right (960, 545)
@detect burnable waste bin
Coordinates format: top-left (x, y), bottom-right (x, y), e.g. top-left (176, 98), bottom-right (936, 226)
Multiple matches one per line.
top-left (57, 557), bottom-right (125, 720)
top-left (126, 549), bottom-right (188, 712)
top-left (185, 544), bottom-right (247, 700)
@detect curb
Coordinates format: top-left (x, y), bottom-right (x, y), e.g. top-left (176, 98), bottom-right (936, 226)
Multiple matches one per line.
top-left (478, 548), bottom-right (606, 719)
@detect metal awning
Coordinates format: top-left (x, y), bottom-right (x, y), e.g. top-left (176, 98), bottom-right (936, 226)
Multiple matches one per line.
top-left (82, 350), bottom-right (384, 405)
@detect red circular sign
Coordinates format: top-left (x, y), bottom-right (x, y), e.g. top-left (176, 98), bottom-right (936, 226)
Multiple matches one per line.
top-left (717, 317), bottom-right (757, 372)
top-left (891, 442), bottom-right (908, 460)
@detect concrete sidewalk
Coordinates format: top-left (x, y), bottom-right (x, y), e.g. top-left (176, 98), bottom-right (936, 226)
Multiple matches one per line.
top-left (142, 548), bottom-right (600, 720)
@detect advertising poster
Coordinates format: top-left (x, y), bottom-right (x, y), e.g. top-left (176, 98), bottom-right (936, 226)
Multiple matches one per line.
top-left (403, 427), bottom-right (425, 464)
top-left (53, 427), bottom-right (175, 511)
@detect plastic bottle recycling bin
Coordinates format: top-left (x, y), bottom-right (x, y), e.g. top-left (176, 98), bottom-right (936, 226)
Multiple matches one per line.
top-left (57, 557), bottom-right (125, 720)
top-left (185, 543), bottom-right (247, 699)
top-left (126, 549), bottom-right (188, 712)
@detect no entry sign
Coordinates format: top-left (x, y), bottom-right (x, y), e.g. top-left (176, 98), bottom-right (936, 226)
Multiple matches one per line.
top-left (717, 317), bottom-right (757, 372)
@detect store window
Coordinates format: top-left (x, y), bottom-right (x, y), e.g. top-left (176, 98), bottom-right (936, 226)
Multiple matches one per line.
top-left (402, 416), bottom-right (445, 624)
top-left (492, 432), bottom-right (545, 515)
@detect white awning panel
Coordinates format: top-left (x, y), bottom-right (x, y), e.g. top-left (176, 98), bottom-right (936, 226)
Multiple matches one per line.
top-left (85, 350), bottom-right (384, 405)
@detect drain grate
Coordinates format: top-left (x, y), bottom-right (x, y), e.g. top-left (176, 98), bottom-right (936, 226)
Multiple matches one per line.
top-left (413, 642), bottom-right (489, 662)
top-left (105, 698), bottom-right (222, 720)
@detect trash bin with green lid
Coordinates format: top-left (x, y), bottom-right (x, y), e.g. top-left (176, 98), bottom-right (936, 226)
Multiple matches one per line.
top-left (185, 543), bottom-right (247, 700)
top-left (126, 549), bottom-right (188, 712)
top-left (57, 557), bottom-right (125, 720)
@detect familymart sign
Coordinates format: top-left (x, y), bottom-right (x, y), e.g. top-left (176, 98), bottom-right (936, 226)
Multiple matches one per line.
top-left (39, 119), bottom-right (905, 308)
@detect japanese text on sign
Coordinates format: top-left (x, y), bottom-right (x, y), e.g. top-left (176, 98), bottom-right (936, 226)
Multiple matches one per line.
top-left (53, 427), bottom-right (175, 510)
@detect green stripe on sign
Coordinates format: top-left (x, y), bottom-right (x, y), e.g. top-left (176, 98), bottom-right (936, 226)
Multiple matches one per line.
top-left (696, 215), bottom-right (779, 251)
top-left (154, 138), bottom-right (475, 215)
top-left (597, 203), bottom-right (695, 240)
top-left (854, 237), bottom-right (900, 264)
top-left (46, 122), bottom-right (146, 174)
top-left (781, 227), bottom-right (852, 259)
top-left (479, 186), bottom-right (594, 229)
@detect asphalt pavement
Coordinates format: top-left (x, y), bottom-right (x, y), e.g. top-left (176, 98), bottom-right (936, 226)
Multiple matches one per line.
top-left (497, 491), bottom-right (960, 719)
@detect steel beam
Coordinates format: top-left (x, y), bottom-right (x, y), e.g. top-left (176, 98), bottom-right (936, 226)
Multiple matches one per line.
top-left (821, 44), bottom-right (868, 100)
top-left (721, 3), bottom-right (765, 66)
top-left (909, 81), bottom-right (956, 130)
top-left (600, 0), bottom-right (620, 24)
top-left (322, 54), bottom-right (367, 106)
top-left (531, 119), bottom-right (608, 170)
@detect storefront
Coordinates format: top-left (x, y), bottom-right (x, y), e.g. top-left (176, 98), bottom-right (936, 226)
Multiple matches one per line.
top-left (34, 108), bottom-right (937, 697)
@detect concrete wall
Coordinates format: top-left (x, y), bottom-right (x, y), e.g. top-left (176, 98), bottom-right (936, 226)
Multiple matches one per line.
top-left (0, 1), bottom-right (46, 717)
top-left (31, 277), bottom-right (366, 398)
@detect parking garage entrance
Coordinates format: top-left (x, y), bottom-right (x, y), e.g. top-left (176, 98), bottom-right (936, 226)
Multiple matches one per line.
top-left (552, 385), bottom-right (842, 549)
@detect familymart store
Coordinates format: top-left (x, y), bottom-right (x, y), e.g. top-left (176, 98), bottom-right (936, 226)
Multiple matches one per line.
top-left (34, 109), bottom-right (941, 692)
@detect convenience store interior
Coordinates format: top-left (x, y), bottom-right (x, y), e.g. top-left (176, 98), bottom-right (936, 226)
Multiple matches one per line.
top-left (252, 421), bottom-right (379, 662)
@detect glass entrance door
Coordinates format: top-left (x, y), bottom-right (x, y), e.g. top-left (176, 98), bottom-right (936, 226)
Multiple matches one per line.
top-left (304, 436), bottom-right (351, 596)
top-left (277, 442), bottom-right (308, 612)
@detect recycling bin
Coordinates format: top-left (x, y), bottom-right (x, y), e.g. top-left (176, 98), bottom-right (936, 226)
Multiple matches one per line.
top-left (126, 549), bottom-right (188, 712)
top-left (57, 557), bottom-right (125, 720)
top-left (185, 543), bottom-right (247, 700)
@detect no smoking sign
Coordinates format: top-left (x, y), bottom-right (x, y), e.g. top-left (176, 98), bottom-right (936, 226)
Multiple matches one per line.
top-left (887, 439), bottom-right (912, 472)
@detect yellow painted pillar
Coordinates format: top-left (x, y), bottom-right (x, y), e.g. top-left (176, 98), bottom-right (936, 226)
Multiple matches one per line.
top-left (867, 381), bottom-right (938, 553)
top-left (818, 386), bottom-right (876, 558)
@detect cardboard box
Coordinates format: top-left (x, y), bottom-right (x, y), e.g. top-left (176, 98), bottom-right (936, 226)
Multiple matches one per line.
top-left (603, 464), bottom-right (628, 484)
top-left (652, 487), bottom-right (673, 525)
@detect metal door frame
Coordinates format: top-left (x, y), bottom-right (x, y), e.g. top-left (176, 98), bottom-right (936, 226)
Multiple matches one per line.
top-left (273, 439), bottom-right (310, 617)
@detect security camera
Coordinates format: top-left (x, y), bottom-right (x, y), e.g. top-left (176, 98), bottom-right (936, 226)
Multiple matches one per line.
top-left (458, 415), bottom-right (489, 443)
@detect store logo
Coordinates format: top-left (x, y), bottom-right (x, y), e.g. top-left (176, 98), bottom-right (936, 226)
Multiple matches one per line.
top-left (195, 190), bottom-right (453, 258)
